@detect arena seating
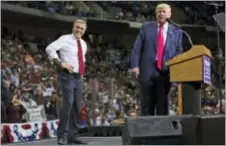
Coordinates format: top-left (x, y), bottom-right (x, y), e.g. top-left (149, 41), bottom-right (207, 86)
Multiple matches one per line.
top-left (2, 1), bottom-right (225, 25)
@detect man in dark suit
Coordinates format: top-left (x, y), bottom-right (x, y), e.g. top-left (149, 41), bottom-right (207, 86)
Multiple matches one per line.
top-left (131, 3), bottom-right (183, 116)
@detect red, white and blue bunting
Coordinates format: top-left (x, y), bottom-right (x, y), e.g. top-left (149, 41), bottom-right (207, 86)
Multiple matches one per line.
top-left (6, 122), bottom-right (46, 143)
top-left (1, 120), bottom-right (59, 144)
top-left (1, 124), bottom-right (8, 143)
top-left (1, 105), bottom-right (89, 144)
top-left (45, 120), bottom-right (59, 138)
top-left (1, 116), bottom-right (89, 143)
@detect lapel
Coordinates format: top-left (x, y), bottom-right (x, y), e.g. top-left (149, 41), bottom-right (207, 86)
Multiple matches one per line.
top-left (153, 22), bottom-right (158, 53)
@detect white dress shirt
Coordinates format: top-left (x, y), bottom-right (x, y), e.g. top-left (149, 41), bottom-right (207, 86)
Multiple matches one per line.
top-left (46, 34), bottom-right (87, 73)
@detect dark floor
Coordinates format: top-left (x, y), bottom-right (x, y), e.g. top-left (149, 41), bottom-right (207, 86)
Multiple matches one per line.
top-left (7, 137), bottom-right (122, 145)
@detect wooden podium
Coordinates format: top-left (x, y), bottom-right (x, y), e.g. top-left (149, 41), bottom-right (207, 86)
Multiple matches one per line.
top-left (166, 45), bottom-right (212, 115)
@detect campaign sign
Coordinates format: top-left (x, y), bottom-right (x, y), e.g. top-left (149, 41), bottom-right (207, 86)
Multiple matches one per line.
top-left (203, 56), bottom-right (211, 84)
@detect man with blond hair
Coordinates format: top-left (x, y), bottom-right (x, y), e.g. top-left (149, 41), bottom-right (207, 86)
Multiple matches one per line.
top-left (131, 3), bottom-right (183, 116)
top-left (46, 19), bottom-right (87, 145)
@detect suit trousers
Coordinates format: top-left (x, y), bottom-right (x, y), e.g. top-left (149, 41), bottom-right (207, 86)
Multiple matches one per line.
top-left (140, 70), bottom-right (171, 116)
top-left (57, 70), bottom-right (83, 141)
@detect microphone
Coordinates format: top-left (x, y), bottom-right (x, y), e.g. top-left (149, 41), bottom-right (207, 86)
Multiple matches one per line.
top-left (166, 18), bottom-right (193, 49)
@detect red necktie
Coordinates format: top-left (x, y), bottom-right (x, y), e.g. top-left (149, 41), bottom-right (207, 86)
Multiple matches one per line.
top-left (77, 39), bottom-right (85, 76)
top-left (157, 25), bottom-right (164, 70)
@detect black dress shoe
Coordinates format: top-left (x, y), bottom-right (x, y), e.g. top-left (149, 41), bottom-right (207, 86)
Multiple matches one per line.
top-left (57, 138), bottom-right (67, 145)
top-left (68, 139), bottom-right (87, 145)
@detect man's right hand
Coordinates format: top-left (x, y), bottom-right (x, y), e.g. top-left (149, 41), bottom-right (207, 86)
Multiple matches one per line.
top-left (61, 62), bottom-right (73, 72)
top-left (132, 67), bottom-right (139, 79)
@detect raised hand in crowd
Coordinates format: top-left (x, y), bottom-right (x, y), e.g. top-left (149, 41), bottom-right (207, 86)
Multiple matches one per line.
top-left (11, 94), bottom-right (21, 106)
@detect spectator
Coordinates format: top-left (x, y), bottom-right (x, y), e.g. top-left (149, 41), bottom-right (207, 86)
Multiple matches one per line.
top-left (34, 85), bottom-right (44, 105)
top-left (10, 67), bottom-right (20, 87)
top-left (1, 79), bottom-right (13, 107)
top-left (44, 92), bottom-right (60, 120)
top-left (6, 94), bottom-right (27, 123)
top-left (1, 103), bottom-right (8, 123)
top-left (20, 88), bottom-right (37, 109)
top-left (79, 105), bottom-right (88, 127)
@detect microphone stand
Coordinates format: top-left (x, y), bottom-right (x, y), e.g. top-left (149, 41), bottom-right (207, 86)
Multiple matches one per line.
top-left (204, 2), bottom-right (224, 114)
top-left (166, 19), bottom-right (193, 49)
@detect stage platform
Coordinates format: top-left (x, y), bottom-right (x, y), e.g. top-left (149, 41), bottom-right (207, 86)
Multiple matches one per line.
top-left (7, 137), bottom-right (122, 145)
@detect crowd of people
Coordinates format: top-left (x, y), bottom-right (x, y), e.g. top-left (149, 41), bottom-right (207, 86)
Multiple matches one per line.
top-left (3, 1), bottom-right (225, 25)
top-left (1, 24), bottom-right (225, 128)
top-left (172, 1), bottom-right (222, 25)
top-left (3, 1), bottom-right (97, 18)
top-left (1, 26), bottom-right (140, 126)
top-left (1, 28), bottom-right (60, 123)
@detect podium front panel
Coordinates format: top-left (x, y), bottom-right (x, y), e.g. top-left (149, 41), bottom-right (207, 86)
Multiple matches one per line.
top-left (169, 56), bottom-right (203, 82)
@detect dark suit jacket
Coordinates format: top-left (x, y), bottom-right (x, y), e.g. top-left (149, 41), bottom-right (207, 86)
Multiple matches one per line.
top-left (131, 21), bottom-right (183, 82)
